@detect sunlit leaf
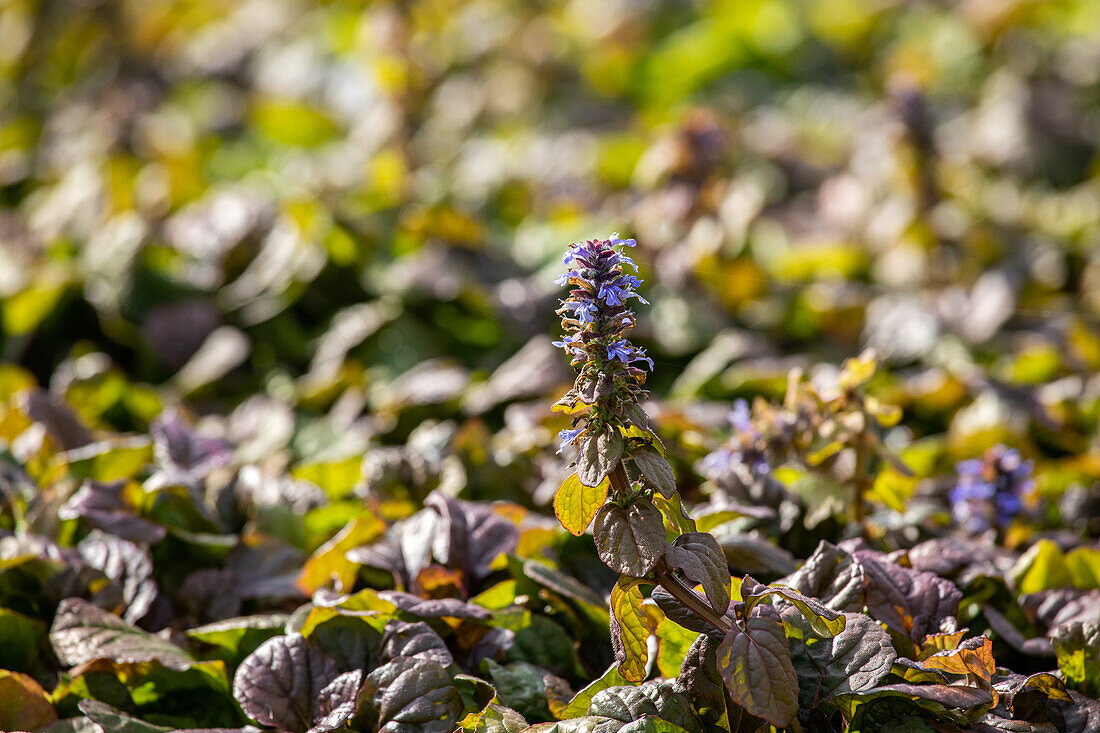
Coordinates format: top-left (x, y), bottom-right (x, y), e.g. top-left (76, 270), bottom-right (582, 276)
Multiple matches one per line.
top-left (553, 472), bottom-right (609, 536)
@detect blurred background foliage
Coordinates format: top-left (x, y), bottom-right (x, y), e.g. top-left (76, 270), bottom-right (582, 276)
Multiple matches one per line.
top-left (2, 0), bottom-right (1100, 507)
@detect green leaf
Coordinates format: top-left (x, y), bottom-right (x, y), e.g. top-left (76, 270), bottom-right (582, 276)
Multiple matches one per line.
top-left (186, 614), bottom-right (289, 667)
top-left (576, 428), bottom-right (623, 488)
top-left (2, 281), bottom-right (68, 336)
top-left (650, 492), bottom-right (696, 535)
top-left (554, 473), bottom-right (609, 536)
top-left (291, 456), bottom-right (362, 501)
top-left (484, 660), bottom-right (554, 723)
top-left (1011, 539), bottom-right (1074, 594)
top-left (556, 664), bottom-right (629, 720)
top-left (629, 445), bottom-right (676, 498)
top-left (741, 577), bottom-right (845, 637)
top-left (465, 703), bottom-right (527, 733)
top-left (63, 438), bottom-right (154, 483)
top-left (297, 515), bottom-right (386, 594)
top-left (0, 607), bottom-right (47, 672)
top-left (454, 674), bottom-right (497, 717)
top-left (1052, 621), bottom-right (1100, 698)
top-left (890, 659), bottom-right (947, 685)
top-left (786, 611), bottom-right (896, 711)
top-left (715, 617), bottom-right (799, 729)
top-left (1066, 547), bottom-right (1100, 589)
top-left (251, 98), bottom-right (339, 147)
top-left (654, 617), bottom-right (699, 680)
top-left (593, 499), bottom-right (667, 577)
top-left (56, 659), bottom-right (238, 728)
top-left (664, 533), bottom-right (730, 615)
top-left (610, 577), bottom-right (651, 683)
top-left (494, 610), bottom-right (584, 679)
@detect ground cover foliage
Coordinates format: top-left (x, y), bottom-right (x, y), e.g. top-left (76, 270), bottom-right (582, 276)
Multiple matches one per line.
top-left (2, 0), bottom-right (1100, 731)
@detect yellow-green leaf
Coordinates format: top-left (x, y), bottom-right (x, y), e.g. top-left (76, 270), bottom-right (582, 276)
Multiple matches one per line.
top-left (651, 492), bottom-right (696, 536)
top-left (2, 282), bottom-right (68, 336)
top-left (291, 456), bottom-right (362, 500)
top-left (1066, 547), bottom-right (1100, 589)
top-left (554, 664), bottom-right (629, 720)
top-left (553, 472), bottom-right (608, 536)
top-left (610, 576), bottom-right (651, 683)
top-left (1011, 539), bottom-right (1074, 595)
top-left (655, 616), bottom-right (700, 678)
top-left (297, 515), bottom-right (386, 595)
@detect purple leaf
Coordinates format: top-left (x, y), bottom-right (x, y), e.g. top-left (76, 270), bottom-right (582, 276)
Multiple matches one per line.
top-left (50, 598), bottom-right (193, 670)
top-left (20, 389), bottom-right (94, 451)
top-left (716, 616), bottom-right (799, 729)
top-left (151, 409), bottom-right (234, 479)
top-left (377, 591), bottom-right (490, 620)
top-left (76, 530), bottom-right (159, 624)
top-left (59, 479), bottom-right (167, 545)
top-left (232, 634), bottom-right (340, 733)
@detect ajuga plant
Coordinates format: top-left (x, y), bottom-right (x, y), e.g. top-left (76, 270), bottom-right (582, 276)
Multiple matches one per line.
top-left (950, 444), bottom-right (1035, 536)
top-left (703, 351), bottom-right (910, 523)
top-left (550, 236), bottom-right (849, 729)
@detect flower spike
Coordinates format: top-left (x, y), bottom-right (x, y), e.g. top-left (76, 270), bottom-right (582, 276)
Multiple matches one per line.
top-left (552, 235), bottom-right (653, 468)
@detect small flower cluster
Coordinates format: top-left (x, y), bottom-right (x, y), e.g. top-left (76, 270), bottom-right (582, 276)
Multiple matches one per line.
top-left (950, 445), bottom-right (1034, 533)
top-left (698, 353), bottom-right (910, 519)
top-left (699, 399), bottom-right (773, 479)
top-left (553, 235), bottom-right (652, 454)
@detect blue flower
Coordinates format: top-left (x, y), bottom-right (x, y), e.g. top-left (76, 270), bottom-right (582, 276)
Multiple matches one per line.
top-left (699, 448), bottom-right (733, 476)
top-left (561, 299), bottom-right (599, 323)
top-left (552, 333), bottom-right (582, 353)
top-left (598, 282), bottom-right (631, 306)
top-left (574, 301), bottom-right (598, 323)
top-left (950, 444), bottom-right (1034, 533)
top-left (557, 428), bottom-right (584, 454)
top-left (607, 340), bottom-right (634, 362)
top-left (728, 399), bottom-right (752, 434)
top-left (955, 459), bottom-right (983, 478)
top-left (605, 340), bottom-right (653, 370)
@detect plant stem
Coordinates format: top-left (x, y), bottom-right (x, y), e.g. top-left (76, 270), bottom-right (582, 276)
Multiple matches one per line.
top-left (653, 559), bottom-right (732, 633)
top-left (608, 462), bottom-right (632, 501)
top-left (610, 463), bottom-right (732, 634)
top-left (852, 429), bottom-right (869, 524)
